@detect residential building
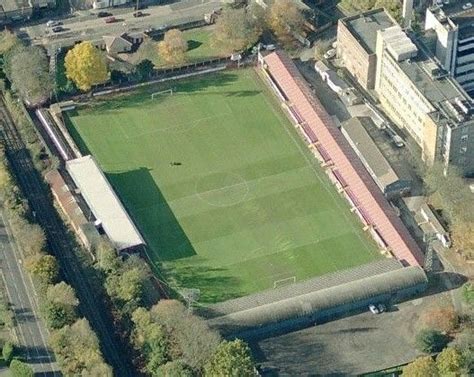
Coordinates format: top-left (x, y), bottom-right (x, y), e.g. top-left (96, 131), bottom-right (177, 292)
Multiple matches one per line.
top-left (339, 8), bottom-right (474, 176)
top-left (425, 2), bottom-right (474, 95)
top-left (337, 8), bottom-right (396, 90)
top-left (0, 0), bottom-right (55, 24)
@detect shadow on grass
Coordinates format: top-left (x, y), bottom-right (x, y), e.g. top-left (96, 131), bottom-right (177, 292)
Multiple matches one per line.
top-left (187, 39), bottom-right (203, 51)
top-left (74, 72), bottom-right (244, 113)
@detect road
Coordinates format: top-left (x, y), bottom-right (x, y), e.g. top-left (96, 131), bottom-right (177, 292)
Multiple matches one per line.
top-left (0, 211), bottom-right (60, 376)
top-left (20, 0), bottom-right (222, 50)
top-left (0, 97), bottom-right (135, 376)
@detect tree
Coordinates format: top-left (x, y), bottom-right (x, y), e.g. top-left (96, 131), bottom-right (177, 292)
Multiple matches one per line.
top-left (212, 8), bottom-right (262, 54)
top-left (46, 282), bottom-right (79, 307)
top-left (416, 329), bottom-right (449, 353)
top-left (402, 356), bottom-right (438, 377)
top-left (65, 42), bottom-right (108, 91)
top-left (204, 339), bottom-right (255, 377)
top-left (50, 319), bottom-right (112, 376)
top-left (96, 239), bottom-right (120, 273)
top-left (43, 300), bottom-right (77, 329)
top-left (158, 29), bottom-right (188, 66)
top-left (451, 221), bottom-right (474, 259)
top-left (15, 221), bottom-right (46, 258)
top-left (135, 59), bottom-right (154, 81)
top-left (155, 361), bottom-right (193, 377)
top-left (267, 0), bottom-right (305, 45)
top-left (461, 282), bottom-right (474, 306)
top-left (2, 342), bottom-right (14, 365)
top-left (8, 46), bottom-right (52, 106)
top-left (436, 347), bottom-right (463, 376)
top-left (9, 360), bottom-right (34, 377)
top-left (453, 329), bottom-right (474, 372)
top-left (418, 306), bottom-right (458, 333)
top-left (106, 267), bottom-right (144, 303)
top-left (26, 254), bottom-right (59, 284)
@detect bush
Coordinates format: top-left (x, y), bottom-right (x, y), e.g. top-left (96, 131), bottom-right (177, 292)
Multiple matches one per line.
top-left (417, 306), bottom-right (458, 333)
top-left (462, 282), bottom-right (474, 306)
top-left (9, 359), bottom-right (34, 377)
top-left (2, 342), bottom-right (14, 364)
top-left (416, 329), bottom-right (449, 353)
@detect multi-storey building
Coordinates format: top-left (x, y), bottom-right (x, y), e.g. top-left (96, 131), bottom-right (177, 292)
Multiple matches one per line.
top-left (339, 8), bottom-right (474, 176)
top-left (337, 8), bottom-right (396, 90)
top-left (425, 2), bottom-right (474, 95)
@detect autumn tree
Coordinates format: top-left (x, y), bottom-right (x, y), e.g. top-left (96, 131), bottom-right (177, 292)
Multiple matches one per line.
top-left (204, 339), bottom-right (255, 377)
top-left (402, 356), bottom-right (438, 377)
top-left (46, 282), bottom-right (79, 307)
top-left (9, 359), bottom-right (34, 377)
top-left (417, 305), bottom-right (458, 333)
top-left (156, 361), bottom-right (193, 377)
top-left (158, 29), bottom-right (188, 66)
top-left (339, 0), bottom-right (401, 21)
top-left (7, 45), bottom-right (52, 106)
top-left (25, 254), bottom-right (59, 285)
top-left (212, 8), bottom-right (262, 54)
top-left (436, 347), bottom-right (463, 376)
top-left (267, 0), bottom-right (305, 45)
top-left (65, 42), bottom-right (108, 91)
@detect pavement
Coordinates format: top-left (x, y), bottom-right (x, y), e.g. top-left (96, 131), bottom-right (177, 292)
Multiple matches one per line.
top-left (19, 0), bottom-right (222, 51)
top-left (0, 210), bottom-right (60, 376)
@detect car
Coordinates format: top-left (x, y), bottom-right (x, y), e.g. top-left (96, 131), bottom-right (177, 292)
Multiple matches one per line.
top-left (377, 304), bottom-right (386, 313)
top-left (52, 26), bottom-right (64, 33)
top-left (46, 20), bottom-right (62, 27)
top-left (369, 304), bottom-right (380, 314)
top-left (105, 16), bottom-right (117, 23)
top-left (462, 2), bottom-right (472, 10)
top-left (324, 48), bottom-right (336, 60)
top-left (157, 24), bottom-right (168, 31)
top-left (97, 11), bottom-right (112, 18)
top-left (392, 135), bottom-right (405, 148)
top-left (265, 44), bottom-right (276, 51)
top-left (133, 11), bottom-right (143, 17)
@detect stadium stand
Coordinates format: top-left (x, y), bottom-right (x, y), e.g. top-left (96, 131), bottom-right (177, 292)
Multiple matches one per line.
top-left (207, 260), bottom-right (427, 336)
top-left (259, 51), bottom-right (424, 267)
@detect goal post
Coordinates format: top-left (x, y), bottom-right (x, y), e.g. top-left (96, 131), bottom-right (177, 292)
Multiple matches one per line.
top-left (151, 88), bottom-right (174, 99)
top-left (273, 276), bottom-right (296, 289)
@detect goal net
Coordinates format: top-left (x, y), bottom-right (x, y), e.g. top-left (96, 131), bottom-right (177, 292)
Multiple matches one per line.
top-left (151, 88), bottom-right (174, 99)
top-left (273, 276), bottom-right (296, 289)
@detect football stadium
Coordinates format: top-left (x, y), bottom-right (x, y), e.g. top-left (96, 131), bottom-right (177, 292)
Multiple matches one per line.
top-left (53, 51), bottom-right (426, 334)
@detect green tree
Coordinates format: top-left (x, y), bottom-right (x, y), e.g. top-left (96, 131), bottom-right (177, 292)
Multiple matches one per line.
top-left (267, 0), bottom-right (305, 45)
top-left (8, 46), bottom-right (52, 106)
top-left (2, 342), bottom-right (14, 364)
top-left (461, 282), bottom-right (474, 306)
top-left (9, 360), bottom-right (34, 377)
top-left (204, 339), bottom-right (255, 377)
top-left (43, 300), bottom-right (76, 329)
top-left (26, 254), bottom-right (59, 284)
top-left (416, 329), bottom-right (449, 353)
top-left (46, 282), bottom-right (79, 307)
top-left (65, 42), bottom-right (108, 91)
top-left (158, 29), bottom-right (188, 66)
top-left (96, 239), bottom-right (120, 273)
top-left (212, 8), bottom-right (262, 54)
top-left (155, 361), bottom-right (192, 377)
top-left (436, 347), bottom-right (463, 376)
top-left (402, 356), bottom-right (438, 377)
top-left (135, 59), bottom-right (154, 81)
top-left (106, 267), bottom-right (144, 303)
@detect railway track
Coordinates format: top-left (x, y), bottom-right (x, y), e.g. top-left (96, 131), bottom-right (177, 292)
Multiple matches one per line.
top-left (0, 96), bottom-right (135, 377)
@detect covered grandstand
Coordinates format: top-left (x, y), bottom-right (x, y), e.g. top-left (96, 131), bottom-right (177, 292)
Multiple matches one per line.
top-left (258, 50), bottom-right (424, 267)
top-left (66, 155), bottom-right (145, 251)
top-left (207, 260), bottom-right (427, 336)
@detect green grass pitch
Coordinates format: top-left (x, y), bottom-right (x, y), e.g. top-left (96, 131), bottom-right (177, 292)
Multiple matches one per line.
top-left (65, 69), bottom-right (381, 303)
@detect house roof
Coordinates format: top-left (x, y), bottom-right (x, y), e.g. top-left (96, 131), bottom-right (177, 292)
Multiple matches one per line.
top-left (262, 50), bottom-right (424, 267)
top-left (66, 155), bottom-right (145, 251)
top-left (103, 34), bottom-right (133, 54)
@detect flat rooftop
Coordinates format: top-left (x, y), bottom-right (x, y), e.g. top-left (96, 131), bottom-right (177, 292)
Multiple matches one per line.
top-left (1, 0), bottom-right (31, 13)
top-left (341, 117), bottom-right (400, 190)
top-left (66, 155), bottom-right (145, 251)
top-left (342, 8), bottom-right (395, 54)
top-left (428, 4), bottom-right (474, 40)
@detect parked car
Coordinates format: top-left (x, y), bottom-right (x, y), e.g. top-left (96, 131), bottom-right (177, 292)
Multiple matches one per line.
top-left (105, 16), bottom-right (117, 24)
top-left (324, 48), bottom-right (336, 60)
top-left (462, 2), bottom-right (472, 10)
top-left (133, 11), bottom-right (144, 17)
top-left (369, 304), bottom-right (380, 314)
top-left (52, 26), bottom-right (64, 33)
top-left (46, 20), bottom-right (62, 27)
top-left (377, 304), bottom-right (386, 313)
top-left (392, 135), bottom-right (405, 148)
top-left (97, 11), bottom-right (112, 18)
